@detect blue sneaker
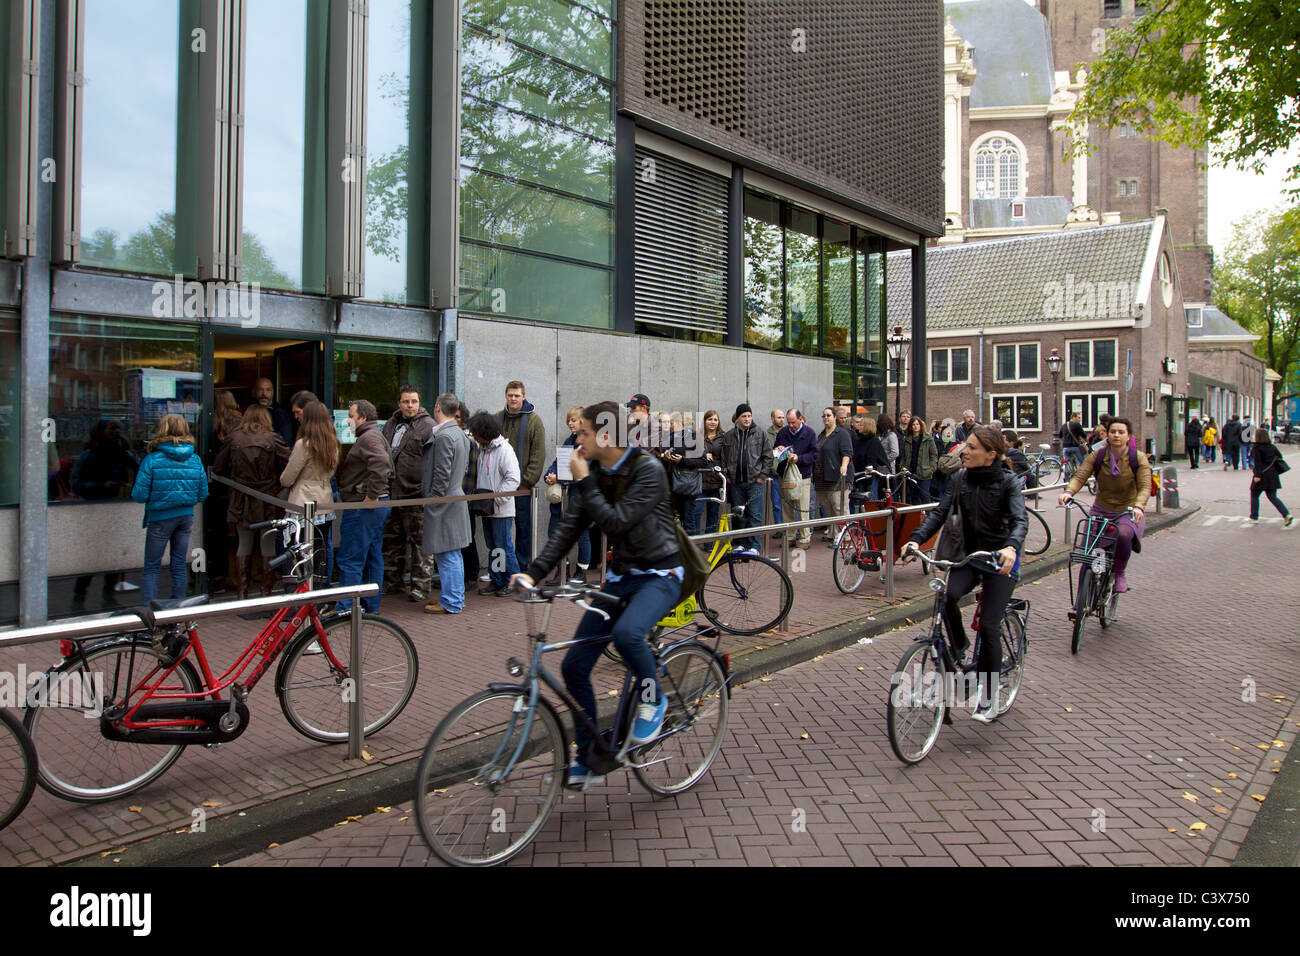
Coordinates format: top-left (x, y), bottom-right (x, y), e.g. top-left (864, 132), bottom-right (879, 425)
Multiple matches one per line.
top-left (628, 697), bottom-right (668, 746)
top-left (566, 760), bottom-right (603, 790)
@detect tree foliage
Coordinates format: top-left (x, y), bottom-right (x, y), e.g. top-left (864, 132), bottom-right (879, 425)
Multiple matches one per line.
top-left (1071, 0), bottom-right (1300, 183)
top-left (1214, 204), bottom-right (1300, 416)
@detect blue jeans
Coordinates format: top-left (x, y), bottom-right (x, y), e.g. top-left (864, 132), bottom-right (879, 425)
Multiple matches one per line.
top-left (1225, 445), bottom-right (1241, 469)
top-left (548, 498), bottom-right (591, 566)
top-left (561, 572), bottom-right (680, 761)
top-left (915, 478), bottom-right (932, 503)
top-left (483, 515), bottom-right (521, 588)
top-left (336, 503), bottom-right (391, 613)
top-left (141, 515), bottom-right (193, 605)
top-left (768, 478), bottom-right (783, 525)
top-left (514, 492), bottom-right (533, 571)
top-left (692, 497), bottom-right (721, 535)
top-left (432, 549), bottom-right (465, 612)
top-left (1064, 446), bottom-right (1085, 468)
top-left (1250, 486), bottom-right (1289, 520)
top-left (731, 480), bottom-right (765, 551)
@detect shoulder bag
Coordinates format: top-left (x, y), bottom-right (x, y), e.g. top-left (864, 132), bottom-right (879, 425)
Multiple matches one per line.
top-left (933, 471), bottom-right (966, 562)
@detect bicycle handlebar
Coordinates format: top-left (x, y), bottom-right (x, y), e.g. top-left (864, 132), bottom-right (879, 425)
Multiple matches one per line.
top-left (1062, 498), bottom-right (1137, 521)
top-left (901, 542), bottom-right (1003, 571)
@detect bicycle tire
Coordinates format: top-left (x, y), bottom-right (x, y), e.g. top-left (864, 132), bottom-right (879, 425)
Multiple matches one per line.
top-left (413, 689), bottom-right (565, 867)
top-left (997, 612), bottom-right (1027, 716)
top-left (23, 637), bottom-right (202, 803)
top-left (0, 708), bottom-right (37, 830)
top-left (277, 614), bottom-right (418, 743)
top-left (1099, 575), bottom-right (1119, 629)
top-left (887, 640), bottom-right (946, 764)
top-left (1022, 507), bottom-right (1051, 556)
top-left (698, 553), bottom-right (793, 636)
top-left (831, 523), bottom-right (868, 594)
top-left (1071, 568), bottom-right (1094, 655)
top-left (1034, 457), bottom-right (1062, 485)
top-left (631, 644), bottom-right (729, 795)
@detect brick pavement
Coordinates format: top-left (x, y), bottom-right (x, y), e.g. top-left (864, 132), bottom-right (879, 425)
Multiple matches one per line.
top-left (221, 452), bottom-right (1300, 866)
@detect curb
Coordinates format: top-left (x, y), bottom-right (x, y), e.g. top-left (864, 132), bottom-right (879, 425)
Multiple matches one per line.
top-left (68, 503), bottom-right (1202, 868)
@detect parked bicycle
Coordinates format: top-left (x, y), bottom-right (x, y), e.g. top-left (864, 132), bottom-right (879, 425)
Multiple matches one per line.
top-left (832, 467), bottom-right (934, 593)
top-left (1064, 499), bottom-right (1133, 654)
top-left (0, 708), bottom-right (37, 831)
top-left (414, 581), bottom-right (731, 866)
top-left (1009, 472), bottom-right (1053, 557)
top-left (886, 547), bottom-right (1031, 764)
top-left (1030, 444), bottom-right (1096, 494)
top-left (23, 515), bottom-right (418, 803)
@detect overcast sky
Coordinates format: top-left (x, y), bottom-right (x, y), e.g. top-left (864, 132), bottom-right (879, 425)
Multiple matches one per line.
top-left (1207, 146), bottom-right (1299, 252)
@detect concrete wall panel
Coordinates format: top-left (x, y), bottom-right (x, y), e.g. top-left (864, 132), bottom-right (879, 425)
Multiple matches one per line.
top-left (639, 338), bottom-right (699, 419)
top-left (697, 346), bottom-right (747, 421)
top-left (47, 502), bottom-right (203, 577)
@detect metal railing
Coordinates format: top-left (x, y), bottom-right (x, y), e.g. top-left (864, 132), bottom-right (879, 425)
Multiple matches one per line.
top-left (0, 584), bottom-right (380, 760)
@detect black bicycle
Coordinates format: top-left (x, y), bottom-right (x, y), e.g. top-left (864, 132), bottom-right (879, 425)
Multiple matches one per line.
top-left (1, 707), bottom-right (38, 831)
top-left (886, 546), bottom-right (1030, 764)
top-left (1064, 499), bottom-right (1134, 654)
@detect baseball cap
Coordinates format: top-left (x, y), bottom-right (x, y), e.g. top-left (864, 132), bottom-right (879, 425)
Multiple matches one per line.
top-left (626, 394), bottom-right (650, 410)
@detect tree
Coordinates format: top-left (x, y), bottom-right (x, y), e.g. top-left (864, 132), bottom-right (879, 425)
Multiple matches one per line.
top-left (1214, 204), bottom-right (1300, 420)
top-left (1070, 1), bottom-right (1300, 183)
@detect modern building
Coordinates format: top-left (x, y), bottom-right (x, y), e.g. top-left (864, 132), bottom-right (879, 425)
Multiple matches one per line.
top-left (940, 0), bottom-right (1214, 304)
top-left (2, 0), bottom-right (942, 624)
top-left (1184, 304), bottom-right (1266, 432)
top-left (891, 215), bottom-right (1191, 457)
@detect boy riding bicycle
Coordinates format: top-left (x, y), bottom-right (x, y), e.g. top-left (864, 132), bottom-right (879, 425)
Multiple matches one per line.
top-left (512, 400), bottom-right (684, 786)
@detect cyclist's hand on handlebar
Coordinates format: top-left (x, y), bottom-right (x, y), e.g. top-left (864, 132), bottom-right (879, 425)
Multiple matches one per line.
top-left (1058, 492), bottom-right (1073, 507)
top-left (900, 541), bottom-right (921, 564)
top-left (509, 573), bottom-right (535, 592)
top-left (996, 547), bottom-right (1017, 576)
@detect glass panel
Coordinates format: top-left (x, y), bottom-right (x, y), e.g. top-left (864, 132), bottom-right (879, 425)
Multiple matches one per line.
top-left (859, 237), bottom-right (884, 365)
top-left (80, 0), bottom-right (180, 274)
top-left (999, 150), bottom-right (1019, 198)
top-left (995, 344), bottom-right (1016, 381)
top-left (822, 219), bottom-right (852, 358)
top-left (460, 242), bottom-right (611, 328)
top-left (951, 347), bottom-right (969, 382)
top-left (0, 8), bottom-right (8, 241)
top-left (1019, 343), bottom-right (1038, 378)
top-left (1093, 339), bottom-right (1117, 378)
top-left (743, 192), bottom-right (782, 350)
top-left (931, 350), bottom-right (948, 383)
top-left (834, 362), bottom-right (853, 405)
top-left (460, 169), bottom-right (612, 264)
top-left (784, 205), bottom-right (819, 355)
top-left (1069, 340), bottom-right (1090, 377)
top-left (462, 27), bottom-right (613, 142)
top-left (1016, 396), bottom-right (1040, 431)
top-left (48, 316), bottom-right (200, 503)
top-left (463, 0), bottom-right (613, 79)
top-left (461, 99), bottom-right (614, 202)
top-left (365, 0), bottom-right (431, 305)
top-left (0, 313), bottom-right (16, 506)
top-left (974, 149), bottom-right (995, 198)
top-left (332, 338), bottom-right (437, 444)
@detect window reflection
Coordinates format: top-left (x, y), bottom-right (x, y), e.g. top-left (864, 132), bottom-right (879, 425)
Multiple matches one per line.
top-left (822, 219), bottom-right (852, 358)
top-left (0, 313), bottom-right (16, 506)
top-left (743, 192), bottom-right (783, 350)
top-left (460, 243), bottom-right (611, 328)
top-left (461, 170), bottom-right (612, 264)
top-left (785, 205), bottom-right (819, 355)
top-left (333, 339), bottom-right (436, 444)
top-left (463, 0), bottom-right (614, 79)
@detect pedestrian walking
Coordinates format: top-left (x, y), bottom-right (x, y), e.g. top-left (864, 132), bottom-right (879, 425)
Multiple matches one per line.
top-left (901, 414), bottom-right (938, 501)
top-left (499, 381), bottom-right (547, 571)
top-left (421, 393), bottom-right (473, 614)
top-left (542, 406), bottom-right (593, 585)
top-left (1247, 429), bottom-right (1293, 526)
top-left (1184, 415), bottom-right (1204, 469)
top-left (131, 415), bottom-right (208, 605)
top-left (1202, 417), bottom-right (1217, 463)
top-left (213, 404), bottom-right (291, 599)
top-left (381, 386), bottom-right (436, 602)
top-left (721, 403), bottom-right (773, 554)
top-left (774, 408), bottom-right (818, 547)
top-left (470, 411), bottom-right (522, 596)
top-left (815, 407), bottom-right (853, 542)
top-left (334, 400), bottom-right (394, 615)
top-left (1222, 414), bottom-right (1243, 470)
top-left (280, 400), bottom-right (340, 586)
top-left (1240, 417), bottom-right (1256, 468)
top-left (1061, 412), bottom-right (1087, 468)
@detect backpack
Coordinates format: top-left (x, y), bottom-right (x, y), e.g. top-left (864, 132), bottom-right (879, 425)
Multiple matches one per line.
top-left (609, 449), bottom-right (709, 604)
top-left (937, 443), bottom-right (963, 475)
top-left (1091, 444), bottom-right (1157, 499)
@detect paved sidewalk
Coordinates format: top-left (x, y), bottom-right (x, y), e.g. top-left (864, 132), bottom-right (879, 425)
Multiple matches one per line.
top-left (222, 452), bottom-right (1300, 866)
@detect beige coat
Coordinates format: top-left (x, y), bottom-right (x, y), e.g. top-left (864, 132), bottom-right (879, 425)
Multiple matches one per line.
top-left (281, 439), bottom-right (334, 508)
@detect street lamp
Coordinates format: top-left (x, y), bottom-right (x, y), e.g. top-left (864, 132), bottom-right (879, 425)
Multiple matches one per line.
top-left (886, 324), bottom-right (910, 422)
top-left (1045, 346), bottom-right (1063, 453)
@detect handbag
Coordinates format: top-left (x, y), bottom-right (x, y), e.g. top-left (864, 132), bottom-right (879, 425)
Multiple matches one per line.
top-left (544, 481), bottom-right (563, 505)
top-left (673, 517), bottom-right (711, 604)
top-left (670, 464), bottom-right (703, 498)
top-left (468, 487), bottom-right (495, 515)
top-left (933, 472), bottom-right (965, 562)
top-left (1274, 457), bottom-right (1291, 474)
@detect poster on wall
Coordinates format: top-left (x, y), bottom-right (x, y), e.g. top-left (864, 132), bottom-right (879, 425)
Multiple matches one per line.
top-left (992, 396), bottom-right (1015, 425)
top-left (1017, 395), bottom-right (1040, 431)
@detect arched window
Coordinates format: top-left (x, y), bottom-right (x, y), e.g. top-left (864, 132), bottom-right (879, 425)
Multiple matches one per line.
top-left (972, 135), bottom-right (1025, 199)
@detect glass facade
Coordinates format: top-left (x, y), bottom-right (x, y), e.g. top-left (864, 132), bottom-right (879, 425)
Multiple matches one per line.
top-left (333, 338), bottom-right (437, 444)
top-left (47, 316), bottom-right (201, 503)
top-left (743, 189), bottom-right (889, 409)
top-left (0, 312), bottom-right (16, 507)
top-left (458, 0), bottom-right (615, 326)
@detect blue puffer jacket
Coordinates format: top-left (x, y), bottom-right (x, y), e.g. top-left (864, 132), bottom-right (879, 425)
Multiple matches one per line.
top-left (131, 442), bottom-right (209, 527)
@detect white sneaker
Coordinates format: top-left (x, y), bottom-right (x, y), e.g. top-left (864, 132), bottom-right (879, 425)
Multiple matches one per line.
top-left (479, 573), bottom-right (491, 582)
top-left (969, 686), bottom-right (997, 723)
top-left (1245, 517), bottom-right (1259, 524)
top-left (114, 581), bottom-right (141, 591)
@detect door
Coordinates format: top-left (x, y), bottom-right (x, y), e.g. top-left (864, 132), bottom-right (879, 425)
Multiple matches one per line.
top-left (274, 340), bottom-right (323, 421)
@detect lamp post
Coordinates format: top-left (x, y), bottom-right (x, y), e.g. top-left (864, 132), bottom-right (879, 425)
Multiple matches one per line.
top-left (1045, 346), bottom-right (1063, 453)
top-left (886, 324), bottom-right (909, 423)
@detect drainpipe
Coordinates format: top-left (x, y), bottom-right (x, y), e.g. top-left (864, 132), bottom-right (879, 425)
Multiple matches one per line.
top-left (976, 328), bottom-right (985, 419)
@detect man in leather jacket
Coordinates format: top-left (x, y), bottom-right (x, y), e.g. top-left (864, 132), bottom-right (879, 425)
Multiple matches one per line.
top-left (721, 403), bottom-right (773, 554)
top-left (513, 401), bottom-right (684, 788)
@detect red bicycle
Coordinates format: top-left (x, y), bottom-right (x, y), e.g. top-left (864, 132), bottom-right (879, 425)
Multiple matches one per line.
top-left (832, 467), bottom-right (938, 593)
top-left (24, 515), bottom-right (418, 803)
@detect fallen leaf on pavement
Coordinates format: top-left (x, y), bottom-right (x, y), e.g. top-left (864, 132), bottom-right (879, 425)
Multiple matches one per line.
top-left (800, 733), bottom-right (809, 740)
top-left (1211, 787), bottom-right (1223, 794)
top-left (857, 666), bottom-right (864, 671)
top-left (361, 749), bottom-right (374, 761)
top-left (267, 843), bottom-right (280, 849)
top-left (1182, 791), bottom-right (1199, 804)
top-left (375, 806), bottom-right (392, 813)
top-left (1251, 794), bottom-right (1266, 803)
top-left (201, 801), bottom-right (222, 808)
top-left (1065, 707), bottom-right (1073, 713)
top-left (1227, 773), bottom-right (1238, 778)
top-left (759, 676), bottom-right (772, 682)
top-left (128, 806), bottom-right (142, 813)
top-left (1212, 806), bottom-right (1230, 815)
top-left (1188, 822), bottom-right (1207, 831)
top-left (1257, 744), bottom-right (1271, 750)
top-left (1272, 740), bottom-right (1285, 747)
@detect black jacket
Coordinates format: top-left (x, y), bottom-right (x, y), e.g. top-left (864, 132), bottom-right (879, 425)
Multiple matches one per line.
top-left (910, 464), bottom-right (1028, 556)
top-left (721, 424), bottom-right (773, 484)
top-left (1223, 419), bottom-right (1243, 448)
top-left (1184, 419), bottom-right (1204, 443)
top-left (1251, 442), bottom-right (1286, 492)
top-left (527, 447), bottom-right (681, 581)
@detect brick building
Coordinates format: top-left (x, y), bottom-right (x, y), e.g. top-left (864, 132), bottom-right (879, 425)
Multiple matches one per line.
top-left (1185, 305), bottom-right (1266, 430)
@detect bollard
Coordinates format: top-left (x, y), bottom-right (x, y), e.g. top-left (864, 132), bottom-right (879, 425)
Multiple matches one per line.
top-left (1160, 465), bottom-right (1180, 510)
top-left (884, 510), bottom-right (895, 601)
top-left (303, 500), bottom-right (316, 589)
top-left (348, 601), bottom-right (364, 760)
top-left (779, 533), bottom-right (790, 631)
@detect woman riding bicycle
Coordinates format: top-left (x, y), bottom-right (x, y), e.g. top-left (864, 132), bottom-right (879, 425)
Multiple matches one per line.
top-left (1057, 417), bottom-right (1150, 593)
top-left (512, 400), bottom-right (684, 786)
top-left (901, 425), bottom-right (1027, 723)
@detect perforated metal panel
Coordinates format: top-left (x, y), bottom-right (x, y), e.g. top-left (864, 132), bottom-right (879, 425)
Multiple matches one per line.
top-left (634, 147), bottom-right (728, 336)
top-left (622, 0), bottom-right (943, 237)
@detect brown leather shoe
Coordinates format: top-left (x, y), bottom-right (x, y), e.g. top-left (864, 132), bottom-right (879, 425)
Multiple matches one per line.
top-left (795, 542), bottom-right (811, 550)
top-left (424, 601), bottom-right (454, 614)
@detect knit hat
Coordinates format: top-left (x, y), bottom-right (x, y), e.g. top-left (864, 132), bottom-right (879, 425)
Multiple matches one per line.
top-left (732, 403), bottom-right (753, 422)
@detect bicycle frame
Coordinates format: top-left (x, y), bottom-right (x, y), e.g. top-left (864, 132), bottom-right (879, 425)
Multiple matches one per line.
top-left (1065, 501), bottom-right (1130, 611)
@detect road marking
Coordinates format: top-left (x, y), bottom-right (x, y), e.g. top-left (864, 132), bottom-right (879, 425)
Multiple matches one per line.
top-left (1199, 514), bottom-right (1284, 526)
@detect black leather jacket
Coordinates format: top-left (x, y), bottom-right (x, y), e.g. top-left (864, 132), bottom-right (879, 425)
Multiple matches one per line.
top-left (526, 447), bottom-right (681, 580)
top-left (910, 464), bottom-right (1028, 555)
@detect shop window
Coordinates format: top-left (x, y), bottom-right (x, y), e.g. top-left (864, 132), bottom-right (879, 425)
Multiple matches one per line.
top-left (743, 191), bottom-right (783, 350)
top-left (332, 338), bottom-right (437, 444)
top-left (990, 393), bottom-right (1041, 431)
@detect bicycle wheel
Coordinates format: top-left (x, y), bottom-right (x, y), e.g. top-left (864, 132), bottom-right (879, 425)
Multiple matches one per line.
top-left (1021, 508), bottom-right (1051, 556)
top-left (832, 523), bottom-right (867, 594)
top-left (414, 689), bottom-right (565, 867)
top-left (698, 553), bottom-right (793, 635)
top-left (997, 612), bottom-right (1027, 716)
top-left (1098, 574), bottom-right (1119, 629)
top-left (1034, 457), bottom-right (1062, 485)
top-left (887, 640), bottom-right (946, 764)
top-left (0, 708), bottom-right (37, 830)
top-left (23, 637), bottom-right (202, 803)
top-left (277, 614), bottom-right (418, 743)
top-left (631, 644), bottom-right (729, 795)
top-left (1071, 568), bottom-right (1094, 655)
